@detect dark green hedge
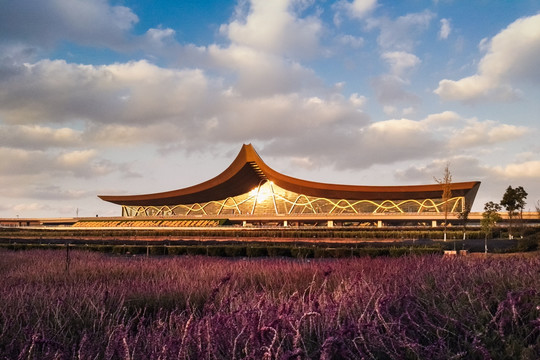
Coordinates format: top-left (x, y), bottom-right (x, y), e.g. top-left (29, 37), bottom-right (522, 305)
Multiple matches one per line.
top-left (0, 243), bottom-right (444, 258)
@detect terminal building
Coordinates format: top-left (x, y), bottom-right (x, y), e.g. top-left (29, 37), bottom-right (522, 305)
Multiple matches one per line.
top-left (97, 144), bottom-right (481, 228)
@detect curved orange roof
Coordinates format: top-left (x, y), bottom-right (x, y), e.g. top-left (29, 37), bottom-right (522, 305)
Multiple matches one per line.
top-left (99, 144), bottom-right (481, 206)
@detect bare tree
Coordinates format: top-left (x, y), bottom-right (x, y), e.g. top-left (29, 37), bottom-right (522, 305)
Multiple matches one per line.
top-left (434, 163), bottom-right (452, 241)
top-left (536, 200), bottom-right (540, 219)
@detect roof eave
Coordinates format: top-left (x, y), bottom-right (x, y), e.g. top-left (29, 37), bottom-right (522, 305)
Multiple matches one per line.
top-left (99, 144), bottom-right (481, 205)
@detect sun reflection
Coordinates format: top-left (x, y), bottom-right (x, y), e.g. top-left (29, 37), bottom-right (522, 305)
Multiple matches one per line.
top-left (249, 182), bottom-right (273, 202)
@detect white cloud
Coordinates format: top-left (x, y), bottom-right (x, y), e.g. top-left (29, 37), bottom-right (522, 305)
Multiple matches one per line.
top-left (13, 203), bottom-right (51, 213)
top-left (371, 74), bottom-right (421, 108)
top-left (338, 34), bottom-right (365, 49)
top-left (264, 115), bottom-right (443, 170)
top-left (493, 161), bottom-right (540, 179)
top-left (145, 27), bottom-right (176, 43)
top-left (0, 147), bottom-right (116, 177)
top-left (337, 0), bottom-right (378, 20)
top-left (448, 119), bottom-right (528, 149)
top-left (439, 18), bottom-right (451, 40)
top-left (435, 13), bottom-right (540, 102)
top-left (351, 0), bottom-right (377, 18)
top-left (371, 10), bottom-right (435, 52)
top-left (267, 108), bottom-right (532, 172)
top-left (207, 44), bottom-right (319, 96)
top-left (0, 184), bottom-right (90, 201)
top-left (289, 156), bottom-right (316, 170)
top-left (423, 111), bottom-right (461, 126)
top-left (57, 150), bottom-right (97, 168)
top-left (349, 93), bottom-right (367, 107)
top-left (395, 157), bottom-right (485, 184)
top-left (395, 156), bottom-right (540, 211)
top-left (0, 59), bottom-right (211, 125)
top-left (366, 9), bottom-right (432, 113)
top-left (434, 75), bottom-right (504, 102)
top-left (85, 123), bottom-right (181, 146)
top-left (0, 124), bottom-right (82, 149)
top-left (0, 0), bottom-right (138, 51)
top-left (221, 0), bottom-right (322, 59)
top-left (201, 92), bottom-right (368, 143)
top-left (0, 55), bottom-right (366, 154)
top-left (381, 51), bottom-right (420, 76)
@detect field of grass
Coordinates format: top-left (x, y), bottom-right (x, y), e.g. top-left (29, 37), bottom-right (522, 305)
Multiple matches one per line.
top-left (1, 250), bottom-right (540, 359)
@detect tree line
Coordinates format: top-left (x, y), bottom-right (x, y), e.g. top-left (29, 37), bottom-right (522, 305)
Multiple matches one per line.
top-left (481, 185), bottom-right (529, 242)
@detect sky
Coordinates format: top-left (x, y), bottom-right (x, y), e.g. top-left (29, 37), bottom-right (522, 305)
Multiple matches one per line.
top-left (1, 0), bottom-right (540, 218)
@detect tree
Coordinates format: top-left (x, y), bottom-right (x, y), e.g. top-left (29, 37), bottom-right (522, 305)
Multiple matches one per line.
top-left (500, 186), bottom-right (528, 238)
top-left (536, 200), bottom-right (540, 219)
top-left (434, 163), bottom-right (452, 241)
top-left (481, 201), bottom-right (502, 254)
top-left (457, 203), bottom-right (471, 240)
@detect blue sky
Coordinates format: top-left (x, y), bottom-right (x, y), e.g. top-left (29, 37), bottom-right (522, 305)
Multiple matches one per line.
top-left (1, 0), bottom-right (539, 217)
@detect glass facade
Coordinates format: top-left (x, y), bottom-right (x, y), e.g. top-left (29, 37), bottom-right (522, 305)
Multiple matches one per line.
top-left (122, 181), bottom-right (465, 217)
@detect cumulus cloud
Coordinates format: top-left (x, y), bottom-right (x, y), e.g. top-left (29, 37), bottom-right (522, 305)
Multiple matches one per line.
top-left (381, 51), bottom-right (420, 76)
top-left (0, 0), bottom-right (537, 217)
top-left (365, 10), bottom-right (432, 114)
top-left (221, 0), bottom-right (322, 59)
top-left (439, 18), bottom-right (451, 40)
top-left (201, 92), bottom-right (369, 145)
top-left (435, 13), bottom-right (540, 102)
top-left (264, 116), bottom-right (439, 171)
top-left (493, 161), bottom-right (540, 179)
top-left (0, 125), bottom-right (82, 149)
top-left (0, 147), bottom-right (116, 177)
top-left (338, 34), bottom-right (365, 49)
top-left (0, 59), bottom-right (211, 125)
top-left (422, 111), bottom-right (461, 126)
top-left (0, 0), bottom-right (138, 51)
top-left (371, 75), bottom-right (421, 113)
top-left (335, 0), bottom-right (378, 21)
top-left (448, 119), bottom-right (527, 150)
top-left (0, 184), bottom-right (90, 201)
top-left (396, 156), bottom-right (540, 211)
top-left (207, 45), bottom-right (320, 96)
top-left (395, 156), bottom-right (487, 184)
top-left (12, 203), bottom-right (52, 213)
top-left (369, 10), bottom-right (435, 52)
top-left (0, 54), bottom-right (360, 151)
top-left (85, 123), bottom-right (182, 146)
top-left (145, 27), bottom-right (176, 44)
top-left (262, 109), bottom-right (530, 173)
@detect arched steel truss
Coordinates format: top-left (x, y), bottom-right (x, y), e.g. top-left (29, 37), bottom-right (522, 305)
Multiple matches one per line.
top-left (121, 182), bottom-right (465, 217)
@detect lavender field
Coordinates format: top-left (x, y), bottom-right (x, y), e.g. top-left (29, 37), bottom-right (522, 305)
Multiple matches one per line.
top-left (1, 250), bottom-right (539, 359)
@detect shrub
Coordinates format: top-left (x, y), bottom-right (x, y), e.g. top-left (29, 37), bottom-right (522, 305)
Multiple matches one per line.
top-left (224, 245), bottom-right (247, 257)
top-left (290, 247), bottom-right (314, 258)
top-left (186, 246), bottom-right (208, 255)
top-left (354, 247), bottom-right (390, 257)
top-left (266, 246), bottom-right (292, 257)
top-left (207, 246), bottom-right (227, 257)
top-left (167, 246), bottom-right (188, 256)
top-left (389, 247), bottom-right (409, 257)
top-left (517, 236), bottom-right (539, 252)
top-left (246, 246), bottom-right (267, 257)
top-left (111, 245), bottom-right (126, 254)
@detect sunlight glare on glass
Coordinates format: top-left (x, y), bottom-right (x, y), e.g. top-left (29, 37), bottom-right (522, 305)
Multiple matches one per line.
top-left (249, 182), bottom-right (273, 202)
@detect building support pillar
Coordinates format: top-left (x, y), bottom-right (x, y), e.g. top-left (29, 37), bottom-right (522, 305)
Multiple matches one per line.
top-left (243, 220), bottom-right (247, 227)
top-left (283, 220), bottom-right (288, 227)
top-left (377, 220), bottom-right (383, 228)
top-left (327, 220), bottom-right (334, 227)
top-left (432, 220), bottom-right (437, 227)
